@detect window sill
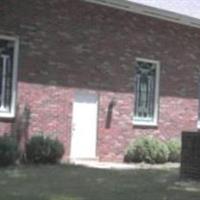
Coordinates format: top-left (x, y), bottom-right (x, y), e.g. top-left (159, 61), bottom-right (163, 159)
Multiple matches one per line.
top-left (133, 120), bottom-right (158, 127)
top-left (0, 111), bottom-right (15, 119)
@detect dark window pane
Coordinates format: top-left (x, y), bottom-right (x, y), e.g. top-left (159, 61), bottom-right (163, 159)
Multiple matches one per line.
top-left (134, 60), bottom-right (157, 122)
top-left (0, 39), bottom-right (14, 113)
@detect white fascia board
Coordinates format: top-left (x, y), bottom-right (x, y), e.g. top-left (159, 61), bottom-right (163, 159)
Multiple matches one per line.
top-left (83, 0), bottom-right (200, 29)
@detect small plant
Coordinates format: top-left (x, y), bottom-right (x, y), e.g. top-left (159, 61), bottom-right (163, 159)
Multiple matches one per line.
top-left (0, 135), bottom-right (18, 166)
top-left (11, 104), bottom-right (31, 162)
top-left (125, 136), bottom-right (169, 164)
top-left (166, 139), bottom-right (181, 162)
top-left (26, 135), bottom-right (64, 164)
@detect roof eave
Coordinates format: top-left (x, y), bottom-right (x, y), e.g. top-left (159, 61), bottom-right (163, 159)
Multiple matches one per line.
top-left (83, 0), bottom-right (200, 29)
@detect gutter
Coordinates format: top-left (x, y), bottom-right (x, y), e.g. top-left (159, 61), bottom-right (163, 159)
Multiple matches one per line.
top-left (83, 0), bottom-right (200, 29)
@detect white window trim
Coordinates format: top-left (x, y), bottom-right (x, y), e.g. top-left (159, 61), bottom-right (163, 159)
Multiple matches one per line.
top-left (133, 57), bottom-right (160, 127)
top-left (197, 121), bottom-right (200, 129)
top-left (0, 35), bottom-right (19, 118)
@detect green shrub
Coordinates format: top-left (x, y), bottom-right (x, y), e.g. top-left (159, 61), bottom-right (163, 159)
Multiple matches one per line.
top-left (125, 136), bottom-right (169, 164)
top-left (166, 139), bottom-right (181, 162)
top-left (0, 135), bottom-right (18, 166)
top-left (26, 135), bottom-right (64, 164)
top-left (154, 141), bottom-right (170, 164)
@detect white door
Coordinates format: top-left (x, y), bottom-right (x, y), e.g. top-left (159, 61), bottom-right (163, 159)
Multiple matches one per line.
top-left (70, 90), bottom-right (98, 160)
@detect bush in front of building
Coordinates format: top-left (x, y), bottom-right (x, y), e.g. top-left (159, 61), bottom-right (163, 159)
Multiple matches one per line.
top-left (26, 135), bottom-right (64, 164)
top-left (166, 139), bottom-right (181, 162)
top-left (124, 136), bottom-right (169, 164)
top-left (0, 135), bottom-right (18, 166)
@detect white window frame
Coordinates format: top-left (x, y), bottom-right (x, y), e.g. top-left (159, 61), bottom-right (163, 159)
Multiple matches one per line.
top-left (0, 35), bottom-right (19, 118)
top-left (197, 121), bottom-right (200, 130)
top-left (133, 58), bottom-right (160, 126)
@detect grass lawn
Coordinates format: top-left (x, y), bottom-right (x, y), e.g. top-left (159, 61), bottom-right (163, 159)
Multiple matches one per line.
top-left (0, 165), bottom-right (199, 200)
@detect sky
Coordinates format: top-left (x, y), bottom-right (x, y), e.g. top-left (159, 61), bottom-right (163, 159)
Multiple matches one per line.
top-left (128, 0), bottom-right (200, 19)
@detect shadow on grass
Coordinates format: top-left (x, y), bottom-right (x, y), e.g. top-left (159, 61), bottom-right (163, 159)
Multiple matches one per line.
top-left (0, 165), bottom-right (199, 200)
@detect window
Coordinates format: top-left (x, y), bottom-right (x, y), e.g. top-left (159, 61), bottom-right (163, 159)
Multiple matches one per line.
top-left (133, 58), bottom-right (160, 126)
top-left (0, 36), bottom-right (19, 118)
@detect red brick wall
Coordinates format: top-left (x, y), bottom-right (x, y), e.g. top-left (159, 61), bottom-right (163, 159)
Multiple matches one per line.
top-left (0, 0), bottom-right (200, 162)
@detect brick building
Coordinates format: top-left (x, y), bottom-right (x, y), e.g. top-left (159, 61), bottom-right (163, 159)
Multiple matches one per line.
top-left (0, 0), bottom-right (200, 162)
